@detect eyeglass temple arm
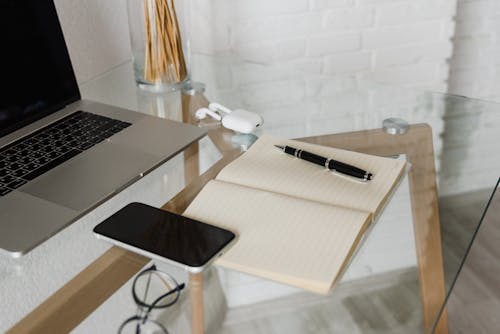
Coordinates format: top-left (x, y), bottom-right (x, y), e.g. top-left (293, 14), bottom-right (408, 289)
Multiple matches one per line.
top-left (147, 283), bottom-right (186, 313)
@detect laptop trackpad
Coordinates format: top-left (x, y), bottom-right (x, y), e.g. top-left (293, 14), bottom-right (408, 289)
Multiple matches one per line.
top-left (22, 142), bottom-right (159, 211)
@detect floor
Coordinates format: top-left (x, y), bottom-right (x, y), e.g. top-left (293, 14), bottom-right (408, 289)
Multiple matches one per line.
top-left (211, 187), bottom-right (499, 334)
top-left (443, 187), bottom-right (500, 333)
top-left (218, 268), bottom-right (422, 334)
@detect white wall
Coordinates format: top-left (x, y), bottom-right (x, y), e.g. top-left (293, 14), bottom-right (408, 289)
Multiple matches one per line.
top-left (55, 0), bottom-right (457, 92)
top-left (448, 0), bottom-right (500, 101)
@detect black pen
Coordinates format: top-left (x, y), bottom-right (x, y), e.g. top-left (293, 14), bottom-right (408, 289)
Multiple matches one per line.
top-left (275, 145), bottom-right (373, 181)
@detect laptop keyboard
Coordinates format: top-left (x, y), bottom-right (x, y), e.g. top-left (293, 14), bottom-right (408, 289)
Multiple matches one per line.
top-left (0, 111), bottom-right (131, 196)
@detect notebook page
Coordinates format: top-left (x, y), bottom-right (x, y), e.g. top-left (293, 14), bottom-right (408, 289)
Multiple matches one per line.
top-left (184, 180), bottom-right (372, 294)
top-left (216, 134), bottom-right (406, 216)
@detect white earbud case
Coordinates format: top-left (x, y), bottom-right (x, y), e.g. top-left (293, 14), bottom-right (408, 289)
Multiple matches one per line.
top-left (221, 109), bottom-right (263, 134)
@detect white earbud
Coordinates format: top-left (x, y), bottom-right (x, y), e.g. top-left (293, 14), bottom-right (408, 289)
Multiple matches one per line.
top-left (208, 102), bottom-right (233, 114)
top-left (195, 107), bottom-right (222, 121)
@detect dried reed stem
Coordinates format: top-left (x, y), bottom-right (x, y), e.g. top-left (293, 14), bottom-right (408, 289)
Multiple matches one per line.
top-left (143, 0), bottom-right (187, 84)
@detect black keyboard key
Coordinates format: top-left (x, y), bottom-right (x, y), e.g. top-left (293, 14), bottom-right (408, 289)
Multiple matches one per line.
top-left (79, 126), bottom-right (92, 134)
top-left (30, 143), bottom-right (42, 151)
top-left (108, 126), bottom-right (123, 134)
top-left (24, 163), bottom-right (40, 171)
top-left (30, 151), bottom-right (45, 159)
top-left (11, 169), bottom-right (29, 178)
top-left (119, 121), bottom-right (132, 128)
top-left (96, 133), bottom-right (109, 141)
top-left (82, 134), bottom-right (94, 141)
top-left (7, 163), bottom-right (22, 170)
top-left (24, 138), bottom-right (38, 146)
top-left (42, 146), bottom-right (56, 153)
top-left (72, 113), bottom-right (85, 121)
top-left (47, 128), bottom-right (60, 135)
top-left (7, 178), bottom-right (26, 189)
top-left (18, 157), bottom-right (34, 164)
top-left (67, 140), bottom-right (80, 148)
top-left (77, 142), bottom-right (94, 150)
top-left (86, 129), bottom-right (101, 137)
top-left (0, 187), bottom-right (11, 196)
top-left (55, 123), bottom-right (69, 130)
top-left (3, 148), bottom-right (18, 156)
top-left (0, 175), bottom-right (15, 184)
top-left (66, 116), bottom-right (81, 124)
top-left (24, 149), bottom-right (81, 181)
top-left (46, 151), bottom-right (62, 159)
top-left (97, 121), bottom-right (109, 126)
top-left (59, 135), bottom-right (73, 143)
top-left (75, 112), bottom-right (90, 120)
top-left (35, 156), bottom-right (50, 165)
top-left (0, 171), bottom-right (14, 184)
top-left (0, 169), bottom-right (8, 177)
top-left (96, 122), bottom-right (116, 132)
top-left (102, 130), bottom-right (116, 138)
top-left (53, 140), bottom-right (66, 148)
top-left (57, 146), bottom-right (72, 154)
top-left (16, 149), bottom-right (31, 157)
top-left (6, 155), bottom-right (19, 163)
top-left (0, 161), bottom-right (7, 169)
top-left (90, 137), bottom-right (105, 144)
top-left (39, 138), bottom-right (51, 146)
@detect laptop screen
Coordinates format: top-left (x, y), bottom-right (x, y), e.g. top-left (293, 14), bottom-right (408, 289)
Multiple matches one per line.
top-left (0, 0), bottom-right (80, 138)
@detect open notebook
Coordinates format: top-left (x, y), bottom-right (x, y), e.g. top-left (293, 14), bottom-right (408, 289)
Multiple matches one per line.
top-left (184, 135), bottom-right (407, 294)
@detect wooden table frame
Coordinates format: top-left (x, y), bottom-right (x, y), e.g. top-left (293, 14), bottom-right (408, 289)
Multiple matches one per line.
top-left (8, 94), bottom-right (448, 334)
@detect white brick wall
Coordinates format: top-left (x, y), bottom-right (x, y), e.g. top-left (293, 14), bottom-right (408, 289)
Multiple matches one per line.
top-left (376, 0), bottom-right (456, 26)
top-left (363, 21), bottom-right (446, 48)
top-left (376, 42), bottom-right (454, 67)
top-left (192, 0), bottom-right (456, 92)
top-left (324, 51), bottom-right (372, 73)
top-left (309, 33), bottom-right (361, 56)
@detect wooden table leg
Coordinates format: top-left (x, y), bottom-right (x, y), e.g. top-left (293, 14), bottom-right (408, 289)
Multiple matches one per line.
top-left (189, 272), bottom-right (205, 334)
top-left (405, 127), bottom-right (449, 334)
top-left (183, 141), bottom-right (200, 185)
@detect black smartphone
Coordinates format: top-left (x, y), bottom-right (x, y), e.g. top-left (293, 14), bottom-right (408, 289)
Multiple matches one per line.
top-left (93, 202), bottom-right (236, 273)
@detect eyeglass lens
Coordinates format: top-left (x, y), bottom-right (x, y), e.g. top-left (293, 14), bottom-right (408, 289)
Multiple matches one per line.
top-left (134, 270), bottom-right (181, 308)
top-left (118, 315), bottom-right (169, 334)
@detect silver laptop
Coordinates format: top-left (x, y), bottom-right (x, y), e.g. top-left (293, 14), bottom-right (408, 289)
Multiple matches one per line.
top-left (0, 0), bottom-right (206, 257)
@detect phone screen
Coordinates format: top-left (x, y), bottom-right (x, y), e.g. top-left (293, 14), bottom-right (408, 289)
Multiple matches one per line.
top-left (93, 202), bottom-right (236, 268)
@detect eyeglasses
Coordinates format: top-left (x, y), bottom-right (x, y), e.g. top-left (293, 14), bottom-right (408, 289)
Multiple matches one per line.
top-left (118, 264), bottom-right (185, 334)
